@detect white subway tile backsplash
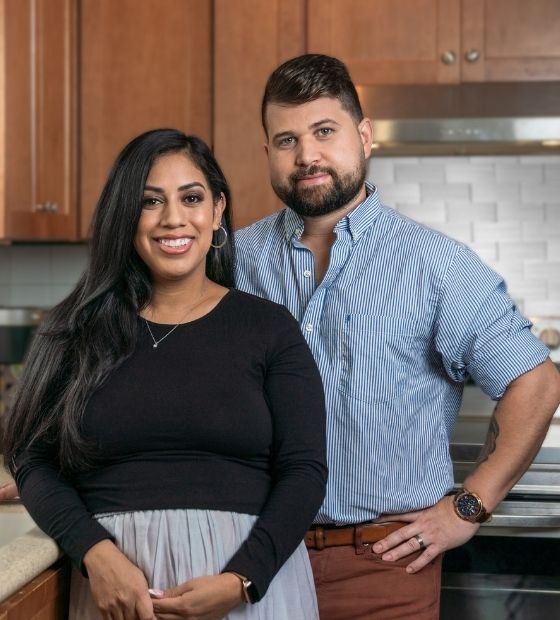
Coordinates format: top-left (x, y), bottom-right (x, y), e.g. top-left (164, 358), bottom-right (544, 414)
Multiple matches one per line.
top-left (368, 157), bottom-right (395, 184)
top-left (426, 221), bottom-right (472, 244)
top-left (51, 245), bottom-right (88, 284)
top-left (395, 202), bottom-right (446, 222)
top-left (470, 155), bottom-right (519, 164)
top-left (496, 164), bottom-right (543, 184)
top-left (498, 242), bottom-right (546, 262)
top-left (447, 202), bottom-right (496, 222)
top-left (472, 183), bottom-right (519, 203)
top-left (469, 243), bottom-right (498, 262)
top-left (496, 202), bottom-right (545, 221)
top-left (473, 221), bottom-right (521, 244)
top-left (544, 165), bottom-right (560, 182)
top-left (377, 183), bottom-right (421, 204)
top-left (521, 183), bottom-right (560, 203)
top-left (548, 241), bottom-right (560, 261)
top-left (545, 204), bottom-right (560, 221)
top-left (395, 163), bottom-right (445, 184)
top-left (421, 183), bottom-right (470, 202)
top-left (524, 261), bottom-right (560, 282)
top-left (524, 299), bottom-right (560, 316)
top-left (10, 246), bottom-right (51, 285)
top-left (446, 164), bottom-right (494, 184)
top-left (10, 285), bottom-right (52, 307)
top-left (522, 221), bottom-right (560, 241)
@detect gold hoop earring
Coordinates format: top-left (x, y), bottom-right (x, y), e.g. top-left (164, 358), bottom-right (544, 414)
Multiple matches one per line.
top-left (211, 225), bottom-right (228, 249)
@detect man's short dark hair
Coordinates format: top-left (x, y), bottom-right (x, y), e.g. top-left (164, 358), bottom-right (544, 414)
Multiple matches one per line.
top-left (261, 54), bottom-right (364, 135)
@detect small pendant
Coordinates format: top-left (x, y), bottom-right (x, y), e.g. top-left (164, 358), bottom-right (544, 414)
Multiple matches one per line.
top-left (153, 343), bottom-right (158, 348)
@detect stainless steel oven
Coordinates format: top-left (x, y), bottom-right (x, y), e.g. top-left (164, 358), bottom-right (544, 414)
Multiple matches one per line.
top-left (441, 442), bottom-right (560, 620)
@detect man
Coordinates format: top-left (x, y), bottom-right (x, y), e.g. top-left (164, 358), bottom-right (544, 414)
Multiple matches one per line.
top-left (235, 54), bottom-right (560, 619)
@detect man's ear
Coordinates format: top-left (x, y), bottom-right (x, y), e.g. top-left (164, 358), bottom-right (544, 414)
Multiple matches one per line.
top-left (358, 117), bottom-right (374, 159)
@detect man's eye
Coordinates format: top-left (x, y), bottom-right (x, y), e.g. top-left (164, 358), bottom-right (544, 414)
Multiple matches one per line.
top-left (318, 127), bottom-right (333, 137)
top-left (278, 136), bottom-right (296, 147)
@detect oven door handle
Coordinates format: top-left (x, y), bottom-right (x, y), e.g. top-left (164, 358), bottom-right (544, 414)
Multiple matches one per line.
top-left (485, 514), bottom-right (560, 527)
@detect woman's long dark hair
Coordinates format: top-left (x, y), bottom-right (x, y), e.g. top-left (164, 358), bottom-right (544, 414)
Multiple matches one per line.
top-left (3, 129), bottom-right (235, 475)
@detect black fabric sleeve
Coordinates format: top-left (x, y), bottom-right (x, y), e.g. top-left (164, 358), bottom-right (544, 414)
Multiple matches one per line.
top-left (222, 306), bottom-right (328, 599)
top-left (14, 440), bottom-right (113, 575)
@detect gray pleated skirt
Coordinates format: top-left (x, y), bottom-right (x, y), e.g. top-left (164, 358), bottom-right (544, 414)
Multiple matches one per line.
top-left (69, 509), bottom-right (319, 619)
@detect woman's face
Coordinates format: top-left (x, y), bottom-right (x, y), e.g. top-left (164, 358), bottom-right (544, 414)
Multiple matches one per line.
top-left (134, 152), bottom-right (225, 285)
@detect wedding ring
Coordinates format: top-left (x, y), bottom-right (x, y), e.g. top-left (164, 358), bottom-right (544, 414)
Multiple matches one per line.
top-left (414, 534), bottom-right (425, 548)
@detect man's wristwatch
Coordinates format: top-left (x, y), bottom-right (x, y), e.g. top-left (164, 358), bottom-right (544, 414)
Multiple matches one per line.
top-left (229, 572), bottom-right (257, 604)
top-left (453, 488), bottom-right (492, 523)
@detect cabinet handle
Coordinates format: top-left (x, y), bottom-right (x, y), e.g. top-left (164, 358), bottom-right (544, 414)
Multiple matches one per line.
top-left (32, 203), bottom-right (46, 213)
top-left (464, 49), bottom-right (480, 63)
top-left (441, 50), bottom-right (456, 65)
top-left (44, 201), bottom-right (59, 213)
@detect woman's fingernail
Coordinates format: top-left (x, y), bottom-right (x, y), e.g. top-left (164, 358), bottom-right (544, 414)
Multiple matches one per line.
top-left (148, 588), bottom-right (164, 597)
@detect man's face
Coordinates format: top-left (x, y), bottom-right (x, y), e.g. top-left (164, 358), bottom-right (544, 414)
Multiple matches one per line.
top-left (264, 97), bottom-right (373, 218)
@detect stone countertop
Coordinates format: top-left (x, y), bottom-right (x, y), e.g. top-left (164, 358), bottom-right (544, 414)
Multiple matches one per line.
top-left (0, 458), bottom-right (62, 603)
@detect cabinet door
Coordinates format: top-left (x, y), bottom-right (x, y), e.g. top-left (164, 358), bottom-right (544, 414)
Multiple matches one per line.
top-left (79, 0), bottom-right (211, 238)
top-left (1, 0), bottom-right (77, 241)
top-left (461, 0), bottom-right (560, 81)
top-left (214, 0), bottom-right (306, 228)
top-left (307, 0), bottom-right (461, 85)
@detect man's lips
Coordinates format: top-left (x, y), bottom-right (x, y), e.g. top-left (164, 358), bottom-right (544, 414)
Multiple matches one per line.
top-left (294, 173), bottom-right (330, 186)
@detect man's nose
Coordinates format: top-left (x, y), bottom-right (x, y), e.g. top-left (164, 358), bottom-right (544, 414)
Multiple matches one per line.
top-left (295, 137), bottom-right (320, 167)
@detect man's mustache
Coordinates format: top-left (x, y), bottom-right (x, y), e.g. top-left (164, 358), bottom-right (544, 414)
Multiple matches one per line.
top-left (290, 166), bottom-right (335, 182)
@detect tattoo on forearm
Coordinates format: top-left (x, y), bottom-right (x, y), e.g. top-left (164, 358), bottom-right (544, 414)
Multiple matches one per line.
top-left (477, 407), bottom-right (500, 465)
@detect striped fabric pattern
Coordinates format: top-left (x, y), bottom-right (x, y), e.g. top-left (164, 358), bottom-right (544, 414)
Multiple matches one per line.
top-left (234, 184), bottom-right (549, 525)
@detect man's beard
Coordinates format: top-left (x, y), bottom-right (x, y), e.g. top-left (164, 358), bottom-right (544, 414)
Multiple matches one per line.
top-left (271, 159), bottom-right (366, 218)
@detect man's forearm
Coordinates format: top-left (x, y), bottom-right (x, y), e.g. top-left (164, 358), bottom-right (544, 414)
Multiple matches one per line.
top-left (464, 358), bottom-right (560, 512)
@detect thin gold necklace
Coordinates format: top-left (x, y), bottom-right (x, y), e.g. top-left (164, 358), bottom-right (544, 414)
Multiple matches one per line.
top-left (144, 284), bottom-right (207, 349)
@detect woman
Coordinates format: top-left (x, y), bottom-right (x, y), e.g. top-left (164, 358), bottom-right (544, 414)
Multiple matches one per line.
top-left (3, 129), bottom-right (327, 619)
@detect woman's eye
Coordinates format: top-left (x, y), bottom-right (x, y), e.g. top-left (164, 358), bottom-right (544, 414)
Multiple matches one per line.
top-left (142, 196), bottom-right (160, 208)
top-left (185, 194), bottom-right (202, 204)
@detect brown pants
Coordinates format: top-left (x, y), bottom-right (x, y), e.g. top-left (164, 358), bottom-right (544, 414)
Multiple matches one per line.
top-left (308, 545), bottom-right (442, 620)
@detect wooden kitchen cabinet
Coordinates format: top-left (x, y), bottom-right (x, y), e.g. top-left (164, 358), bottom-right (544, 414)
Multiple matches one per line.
top-left (0, 0), bottom-right (78, 241)
top-left (307, 0), bottom-right (560, 85)
top-left (214, 0), bottom-right (306, 228)
top-left (0, 559), bottom-right (70, 620)
top-left (79, 0), bottom-right (212, 238)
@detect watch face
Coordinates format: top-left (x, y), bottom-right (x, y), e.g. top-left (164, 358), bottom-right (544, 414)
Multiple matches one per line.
top-left (456, 492), bottom-right (481, 518)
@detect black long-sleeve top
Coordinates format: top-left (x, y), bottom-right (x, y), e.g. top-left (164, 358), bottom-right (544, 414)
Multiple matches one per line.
top-left (14, 290), bottom-right (327, 600)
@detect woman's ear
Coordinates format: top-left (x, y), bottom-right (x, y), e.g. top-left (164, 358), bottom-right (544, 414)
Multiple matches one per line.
top-left (213, 193), bottom-right (226, 229)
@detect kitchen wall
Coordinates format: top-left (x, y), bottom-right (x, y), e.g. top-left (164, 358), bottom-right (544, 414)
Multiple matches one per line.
top-left (0, 153), bottom-right (559, 317)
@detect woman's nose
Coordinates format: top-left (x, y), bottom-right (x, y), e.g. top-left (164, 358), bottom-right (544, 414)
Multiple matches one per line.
top-left (160, 199), bottom-right (185, 227)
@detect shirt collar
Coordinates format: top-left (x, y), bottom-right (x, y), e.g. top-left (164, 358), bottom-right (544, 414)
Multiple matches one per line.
top-left (283, 182), bottom-right (381, 242)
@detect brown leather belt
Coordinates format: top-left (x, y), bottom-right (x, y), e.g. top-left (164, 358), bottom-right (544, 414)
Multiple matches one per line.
top-left (305, 521), bottom-right (405, 550)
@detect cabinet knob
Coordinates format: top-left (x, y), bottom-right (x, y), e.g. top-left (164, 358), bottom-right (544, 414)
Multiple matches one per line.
top-left (32, 203), bottom-right (46, 213)
top-left (44, 201), bottom-right (59, 213)
top-left (441, 50), bottom-right (456, 65)
top-left (464, 49), bottom-right (480, 63)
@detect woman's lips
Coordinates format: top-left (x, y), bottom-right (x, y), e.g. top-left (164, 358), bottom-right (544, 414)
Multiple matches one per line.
top-left (155, 237), bottom-right (194, 254)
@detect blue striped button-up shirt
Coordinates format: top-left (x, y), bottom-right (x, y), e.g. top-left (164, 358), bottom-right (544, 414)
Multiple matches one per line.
top-left (234, 184), bottom-right (549, 524)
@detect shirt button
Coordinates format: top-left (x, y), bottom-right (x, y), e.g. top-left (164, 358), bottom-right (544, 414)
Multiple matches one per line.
top-left (303, 270), bottom-right (312, 278)
top-left (305, 324), bottom-right (313, 332)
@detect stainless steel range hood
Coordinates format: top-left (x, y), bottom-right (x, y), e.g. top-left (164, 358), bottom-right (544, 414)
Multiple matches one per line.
top-left (357, 82), bottom-right (560, 155)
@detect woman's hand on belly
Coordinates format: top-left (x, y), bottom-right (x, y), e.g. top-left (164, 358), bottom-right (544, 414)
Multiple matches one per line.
top-left (84, 539), bottom-right (156, 620)
top-left (151, 573), bottom-right (243, 619)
